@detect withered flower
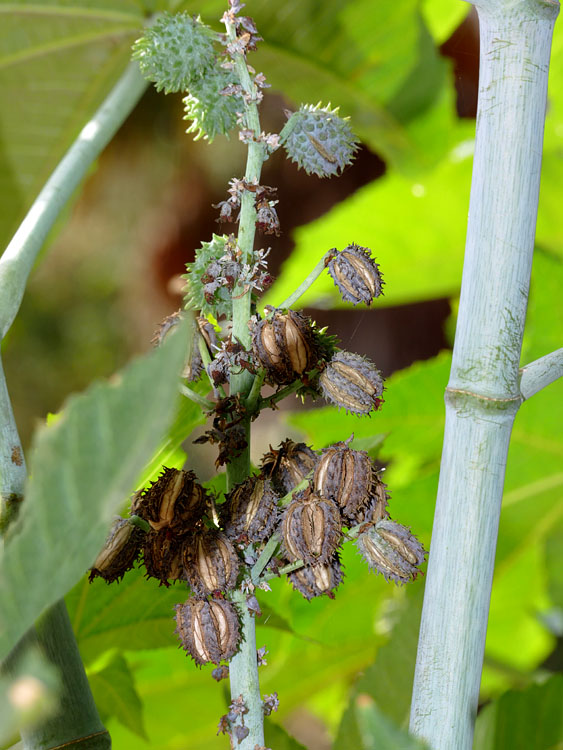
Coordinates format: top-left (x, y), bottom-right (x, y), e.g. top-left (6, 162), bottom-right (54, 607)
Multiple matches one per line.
top-left (89, 517), bottom-right (143, 583)
top-left (182, 528), bottom-right (240, 596)
top-left (282, 489), bottom-right (341, 564)
top-left (356, 519), bottom-right (426, 584)
top-left (260, 439), bottom-right (318, 496)
top-left (175, 598), bottom-right (241, 665)
top-left (327, 244), bottom-right (383, 306)
top-left (319, 351), bottom-right (384, 415)
top-left (221, 477), bottom-right (279, 543)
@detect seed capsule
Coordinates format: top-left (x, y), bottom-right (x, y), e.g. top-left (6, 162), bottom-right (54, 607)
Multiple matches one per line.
top-left (89, 517), bottom-right (142, 583)
top-left (182, 529), bottom-right (240, 596)
top-left (251, 309), bottom-right (318, 385)
top-left (314, 441), bottom-right (388, 524)
top-left (356, 519), bottom-right (426, 584)
top-left (319, 351), bottom-right (384, 415)
top-left (142, 529), bottom-right (184, 586)
top-left (282, 489), bottom-right (341, 564)
top-left (261, 439), bottom-right (318, 496)
top-left (221, 477), bottom-right (279, 543)
top-left (131, 467), bottom-right (208, 534)
top-left (328, 244), bottom-right (383, 306)
top-left (288, 554), bottom-right (343, 600)
top-left (175, 599), bottom-right (241, 665)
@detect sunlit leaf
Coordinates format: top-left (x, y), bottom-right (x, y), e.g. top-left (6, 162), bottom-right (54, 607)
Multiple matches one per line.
top-left (264, 721), bottom-right (306, 750)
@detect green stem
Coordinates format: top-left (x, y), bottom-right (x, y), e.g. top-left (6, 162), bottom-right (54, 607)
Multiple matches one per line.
top-left (275, 251), bottom-right (334, 310)
top-left (0, 354), bottom-right (26, 534)
top-left (245, 369), bottom-right (266, 414)
top-left (0, 62), bottom-right (147, 340)
top-left (250, 534), bottom-right (280, 584)
top-left (179, 384), bottom-right (215, 410)
top-left (128, 514), bottom-right (151, 533)
top-left (257, 378), bottom-right (305, 412)
top-left (519, 347), bottom-right (563, 400)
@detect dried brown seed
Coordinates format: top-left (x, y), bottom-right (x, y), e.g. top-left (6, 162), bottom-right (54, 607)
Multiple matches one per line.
top-left (182, 529), bottom-right (240, 595)
top-left (131, 467), bottom-right (208, 534)
top-left (261, 439), bottom-right (318, 496)
top-left (175, 598), bottom-right (241, 665)
top-left (251, 309), bottom-right (318, 385)
top-left (89, 517), bottom-right (142, 584)
top-left (356, 519), bottom-right (426, 584)
top-left (142, 529), bottom-right (184, 586)
top-left (314, 440), bottom-right (388, 524)
top-left (221, 477), bottom-right (279, 543)
top-left (282, 489), bottom-right (341, 564)
top-left (328, 244), bottom-right (383, 306)
top-left (288, 554), bottom-right (343, 600)
top-left (319, 351), bottom-right (384, 415)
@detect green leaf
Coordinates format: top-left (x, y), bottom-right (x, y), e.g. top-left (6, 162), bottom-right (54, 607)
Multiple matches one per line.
top-left (87, 650), bottom-right (147, 740)
top-left (264, 721), bottom-right (306, 750)
top-left (421, 0), bottom-right (470, 44)
top-left (545, 519), bottom-right (563, 609)
top-left (66, 568), bottom-right (189, 664)
top-left (336, 696), bottom-right (429, 750)
top-left (0, 319), bottom-right (188, 661)
top-left (473, 675), bottom-right (563, 750)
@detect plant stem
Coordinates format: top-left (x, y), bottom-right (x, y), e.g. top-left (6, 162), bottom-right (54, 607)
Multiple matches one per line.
top-left (275, 251), bottom-right (333, 310)
top-left (519, 347), bottom-right (563, 400)
top-left (0, 354), bottom-right (26, 534)
top-left (0, 62), bottom-right (147, 340)
top-left (223, 14), bottom-right (267, 750)
top-left (409, 2), bottom-right (559, 748)
top-left (179, 384), bottom-right (215, 410)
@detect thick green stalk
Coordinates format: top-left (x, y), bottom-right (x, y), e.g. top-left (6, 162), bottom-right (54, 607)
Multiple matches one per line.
top-left (223, 17), bottom-right (267, 750)
top-left (0, 354), bottom-right (26, 533)
top-left (409, 2), bottom-right (559, 748)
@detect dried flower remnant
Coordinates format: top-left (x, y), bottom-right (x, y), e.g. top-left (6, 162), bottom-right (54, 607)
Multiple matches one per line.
top-left (282, 489), bottom-right (341, 564)
top-left (328, 244), bottom-right (384, 306)
top-left (89, 517), bottom-right (143, 583)
top-left (356, 519), bottom-right (426, 584)
top-left (183, 528), bottom-right (240, 595)
top-left (320, 351), bottom-right (384, 415)
top-left (175, 598), bottom-right (241, 665)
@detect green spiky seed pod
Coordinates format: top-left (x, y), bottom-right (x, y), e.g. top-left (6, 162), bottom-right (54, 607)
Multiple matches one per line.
top-left (328, 244), bottom-right (384, 306)
top-left (356, 519), bottom-right (426, 584)
top-left (280, 103), bottom-right (359, 178)
top-left (184, 67), bottom-right (244, 142)
top-left (132, 13), bottom-right (216, 93)
top-left (183, 234), bottom-right (232, 318)
top-left (319, 351), bottom-right (384, 415)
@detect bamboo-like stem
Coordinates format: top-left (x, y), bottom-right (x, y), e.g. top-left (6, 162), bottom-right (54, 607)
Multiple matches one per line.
top-left (409, 2), bottom-right (559, 748)
top-left (0, 354), bottom-right (26, 533)
top-left (519, 347), bottom-right (563, 399)
top-left (0, 62), bottom-right (147, 340)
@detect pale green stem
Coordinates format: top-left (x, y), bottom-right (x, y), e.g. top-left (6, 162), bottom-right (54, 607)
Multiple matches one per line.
top-left (128, 514), bottom-right (151, 533)
top-left (179, 384), bottom-right (215, 411)
top-left (245, 369), bottom-right (266, 413)
top-left (519, 347), bottom-right (563, 400)
top-left (257, 378), bottom-right (307, 412)
top-left (250, 533), bottom-right (280, 584)
top-left (0, 62), bottom-right (147, 340)
top-left (223, 16), bottom-right (267, 750)
top-left (0, 354), bottom-right (26, 533)
top-left (275, 251), bottom-right (333, 310)
top-left (410, 3), bottom-right (559, 748)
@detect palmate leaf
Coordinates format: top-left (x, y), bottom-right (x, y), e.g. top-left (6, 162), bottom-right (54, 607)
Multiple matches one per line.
top-left (0, 318), bottom-right (188, 662)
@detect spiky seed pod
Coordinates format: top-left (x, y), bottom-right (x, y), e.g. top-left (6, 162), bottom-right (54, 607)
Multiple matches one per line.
top-left (353, 473), bottom-right (390, 526)
top-left (356, 519), bottom-right (426, 584)
top-left (282, 490), bottom-right (341, 564)
top-left (288, 554), bottom-right (343, 600)
top-left (89, 517), bottom-right (143, 583)
top-left (184, 67), bottom-right (244, 142)
top-left (251, 309), bottom-right (319, 385)
top-left (183, 234), bottom-right (232, 318)
top-left (221, 477), bottom-right (279, 543)
top-left (328, 244), bottom-right (383, 306)
top-left (260, 439), bottom-right (319, 496)
top-left (319, 351), bottom-right (384, 415)
top-left (132, 13), bottom-right (216, 93)
top-left (279, 103), bottom-right (359, 178)
top-left (182, 529), bottom-right (240, 596)
top-left (175, 599), bottom-right (241, 665)
top-left (314, 441), bottom-right (387, 524)
top-left (131, 468), bottom-right (207, 534)
top-left (142, 529), bottom-right (184, 586)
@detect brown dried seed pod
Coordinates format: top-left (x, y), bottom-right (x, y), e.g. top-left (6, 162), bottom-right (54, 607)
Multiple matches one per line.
top-left (89, 517), bottom-right (143, 583)
top-left (282, 489), bottom-right (341, 564)
top-left (288, 554), bottom-right (343, 600)
top-left (261, 439), bottom-right (318, 496)
top-left (142, 529), bottom-right (184, 586)
top-left (251, 309), bottom-right (318, 384)
top-left (182, 529), bottom-right (240, 595)
top-left (327, 244), bottom-right (383, 306)
top-left (221, 477), bottom-right (279, 543)
top-left (175, 598), bottom-right (241, 665)
top-left (319, 351), bottom-right (384, 415)
top-left (131, 467), bottom-right (208, 534)
top-left (356, 519), bottom-right (426, 584)
top-left (314, 440), bottom-right (388, 524)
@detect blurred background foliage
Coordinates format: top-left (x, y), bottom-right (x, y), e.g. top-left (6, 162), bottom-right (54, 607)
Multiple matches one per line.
top-left (1, 0), bottom-right (562, 748)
